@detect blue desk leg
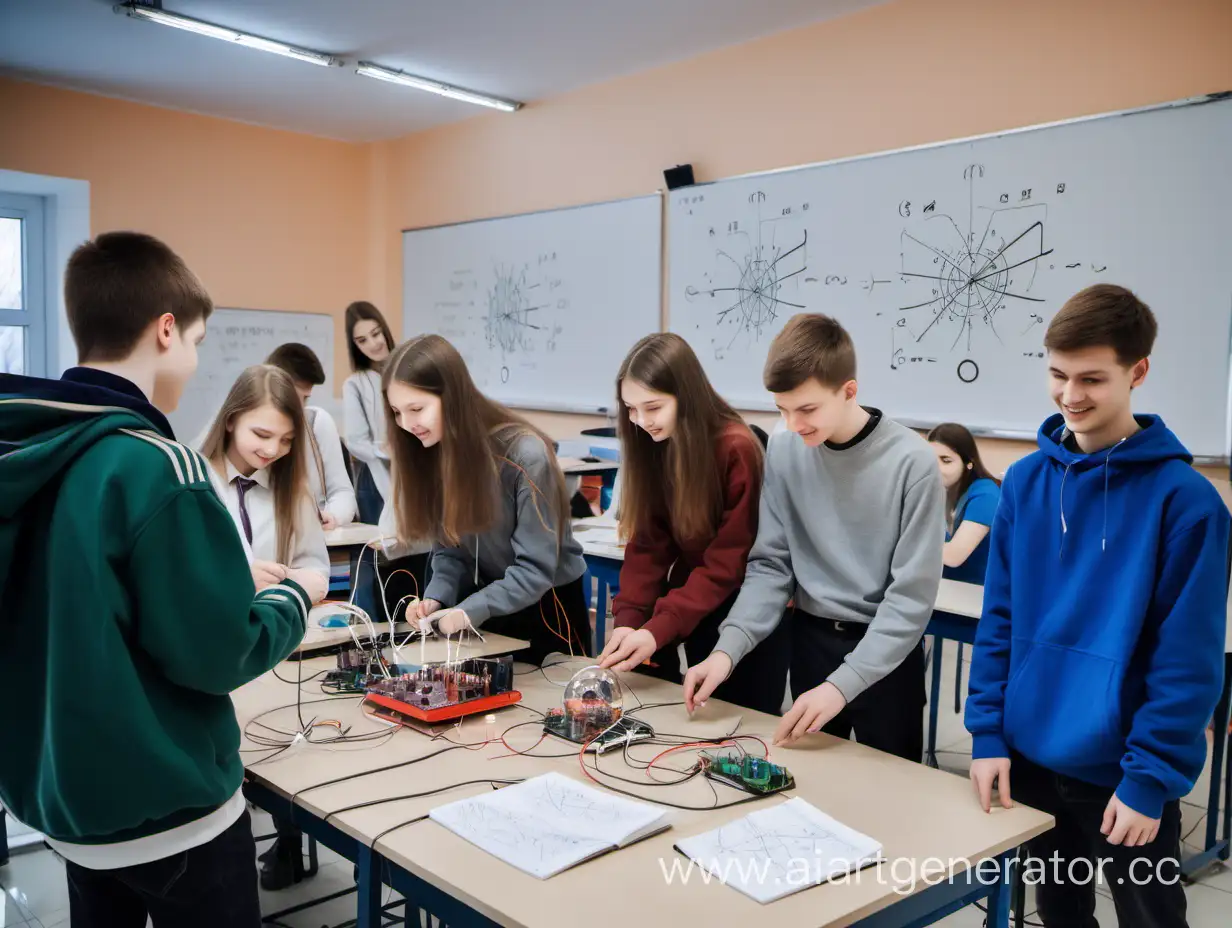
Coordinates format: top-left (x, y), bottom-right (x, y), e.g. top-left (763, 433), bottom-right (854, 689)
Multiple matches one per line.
top-left (927, 636), bottom-right (943, 768)
top-left (594, 577), bottom-right (608, 656)
top-left (954, 642), bottom-right (964, 714)
top-left (985, 852), bottom-right (1014, 928)
top-left (1183, 653), bottom-right (1232, 876)
top-left (356, 844), bottom-right (382, 928)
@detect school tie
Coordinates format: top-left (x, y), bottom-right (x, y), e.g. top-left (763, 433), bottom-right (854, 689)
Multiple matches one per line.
top-left (233, 476), bottom-right (258, 545)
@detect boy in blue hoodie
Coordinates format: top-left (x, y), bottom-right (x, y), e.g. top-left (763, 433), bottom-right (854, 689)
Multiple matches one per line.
top-left (965, 284), bottom-right (1228, 927)
top-left (0, 232), bottom-right (324, 927)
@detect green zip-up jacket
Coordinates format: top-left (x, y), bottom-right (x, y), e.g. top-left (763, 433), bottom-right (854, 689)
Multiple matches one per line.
top-left (0, 370), bottom-right (308, 845)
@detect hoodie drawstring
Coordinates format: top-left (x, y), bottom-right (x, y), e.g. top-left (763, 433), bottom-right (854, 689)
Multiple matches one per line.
top-left (1059, 462), bottom-right (1073, 559)
top-left (1101, 438), bottom-right (1127, 552)
top-left (1059, 437), bottom-right (1127, 558)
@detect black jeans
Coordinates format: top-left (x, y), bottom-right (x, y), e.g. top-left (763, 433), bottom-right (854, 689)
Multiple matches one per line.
top-left (790, 612), bottom-right (926, 762)
top-left (1011, 751), bottom-right (1187, 928)
top-left (482, 575), bottom-right (593, 666)
top-left (636, 594), bottom-right (792, 717)
top-left (65, 810), bottom-right (261, 928)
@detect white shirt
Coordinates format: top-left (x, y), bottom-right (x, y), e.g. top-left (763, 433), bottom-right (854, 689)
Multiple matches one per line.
top-left (206, 457), bottom-right (329, 580)
top-left (45, 790), bottom-right (246, 870)
top-left (343, 370), bottom-right (391, 499)
top-left (305, 406), bottom-right (357, 525)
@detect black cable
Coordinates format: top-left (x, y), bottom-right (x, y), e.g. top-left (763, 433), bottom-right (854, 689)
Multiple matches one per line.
top-left (323, 779), bottom-right (523, 823)
top-left (583, 746), bottom-right (701, 787)
top-left (291, 743), bottom-right (477, 805)
top-left (574, 768), bottom-right (768, 812)
top-left (272, 664), bottom-right (330, 685)
top-left (371, 814), bottom-right (429, 847)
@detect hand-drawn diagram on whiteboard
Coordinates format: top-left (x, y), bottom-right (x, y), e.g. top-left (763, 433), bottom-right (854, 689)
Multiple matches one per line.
top-left (435, 254), bottom-right (566, 386)
top-left (889, 164), bottom-right (1056, 383)
top-left (681, 192), bottom-right (810, 359)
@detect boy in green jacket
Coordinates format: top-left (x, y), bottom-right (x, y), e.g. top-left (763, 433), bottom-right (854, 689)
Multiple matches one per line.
top-left (0, 232), bottom-right (323, 927)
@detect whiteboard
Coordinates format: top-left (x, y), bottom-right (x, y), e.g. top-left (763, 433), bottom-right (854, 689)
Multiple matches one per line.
top-left (168, 308), bottom-right (337, 441)
top-left (402, 195), bottom-right (662, 413)
top-left (669, 95), bottom-right (1232, 458)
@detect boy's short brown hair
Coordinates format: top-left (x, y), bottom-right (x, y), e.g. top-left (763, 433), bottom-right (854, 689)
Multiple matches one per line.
top-left (764, 313), bottom-right (857, 392)
top-left (65, 232), bottom-right (213, 362)
top-left (266, 343), bottom-right (326, 386)
top-left (1044, 284), bottom-right (1157, 366)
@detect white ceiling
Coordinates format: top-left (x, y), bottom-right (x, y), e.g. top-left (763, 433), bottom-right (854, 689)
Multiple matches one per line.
top-left (0, 0), bottom-right (885, 142)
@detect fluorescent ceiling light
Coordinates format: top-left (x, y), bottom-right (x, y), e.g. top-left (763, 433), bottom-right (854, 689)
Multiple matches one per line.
top-left (116, 3), bottom-right (340, 68)
top-left (356, 62), bottom-right (522, 112)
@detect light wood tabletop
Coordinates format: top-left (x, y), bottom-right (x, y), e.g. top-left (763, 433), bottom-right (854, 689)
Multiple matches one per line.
top-left (324, 522), bottom-right (382, 548)
top-left (235, 651), bottom-right (1052, 928)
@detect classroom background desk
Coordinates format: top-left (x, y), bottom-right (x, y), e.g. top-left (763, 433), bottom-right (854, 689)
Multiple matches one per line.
top-left (324, 522), bottom-right (382, 599)
top-left (236, 650), bottom-right (1052, 928)
top-left (573, 517), bottom-right (624, 653)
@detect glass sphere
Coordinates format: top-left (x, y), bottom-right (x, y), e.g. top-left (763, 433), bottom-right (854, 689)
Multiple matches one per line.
top-left (562, 665), bottom-right (623, 740)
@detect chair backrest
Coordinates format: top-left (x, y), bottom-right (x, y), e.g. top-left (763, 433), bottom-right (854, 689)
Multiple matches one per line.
top-left (747, 423), bottom-right (769, 450)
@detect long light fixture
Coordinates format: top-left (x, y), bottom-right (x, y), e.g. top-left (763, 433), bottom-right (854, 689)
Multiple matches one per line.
top-left (356, 62), bottom-right (522, 112)
top-left (116, 2), bottom-right (340, 68)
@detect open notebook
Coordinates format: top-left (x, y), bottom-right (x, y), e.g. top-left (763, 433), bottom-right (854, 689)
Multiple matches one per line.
top-left (674, 798), bottom-right (883, 904)
top-left (429, 772), bottom-right (670, 879)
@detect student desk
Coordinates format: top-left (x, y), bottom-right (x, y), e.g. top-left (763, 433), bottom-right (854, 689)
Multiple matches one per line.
top-left (924, 580), bottom-right (984, 770)
top-left (924, 581), bottom-right (1232, 878)
top-left (574, 518), bottom-right (624, 654)
top-left (324, 522), bottom-right (382, 598)
top-left (236, 632), bottom-right (532, 925)
top-left (294, 603), bottom-right (413, 655)
top-left (558, 457), bottom-right (621, 476)
top-left (236, 652), bottom-right (1052, 928)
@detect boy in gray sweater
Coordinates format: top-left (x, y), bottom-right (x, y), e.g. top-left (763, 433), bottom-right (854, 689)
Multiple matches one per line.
top-left (684, 314), bottom-right (944, 758)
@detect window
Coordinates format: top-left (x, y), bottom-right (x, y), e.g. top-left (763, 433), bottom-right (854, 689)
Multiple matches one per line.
top-left (0, 193), bottom-right (47, 377)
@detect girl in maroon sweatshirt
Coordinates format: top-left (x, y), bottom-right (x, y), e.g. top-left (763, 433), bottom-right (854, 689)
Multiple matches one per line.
top-left (598, 333), bottom-right (790, 715)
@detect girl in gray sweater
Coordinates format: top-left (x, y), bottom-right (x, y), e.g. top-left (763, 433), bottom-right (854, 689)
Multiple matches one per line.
top-left (380, 334), bottom-right (589, 664)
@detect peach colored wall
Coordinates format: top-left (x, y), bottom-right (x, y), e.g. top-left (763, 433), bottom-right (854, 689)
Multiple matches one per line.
top-left (376, 0), bottom-right (1232, 485)
top-left (0, 78), bottom-right (370, 392)
top-left (4, 0), bottom-right (1231, 498)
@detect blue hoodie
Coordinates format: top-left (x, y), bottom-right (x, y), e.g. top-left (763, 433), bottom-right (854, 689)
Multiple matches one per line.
top-left (965, 413), bottom-right (1229, 818)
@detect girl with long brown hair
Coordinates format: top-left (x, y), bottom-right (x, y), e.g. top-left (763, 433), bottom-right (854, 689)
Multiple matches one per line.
top-left (199, 364), bottom-right (328, 891)
top-left (927, 422), bottom-right (1001, 585)
top-left (597, 333), bottom-right (789, 715)
top-left (380, 334), bottom-right (590, 664)
top-left (342, 301), bottom-right (396, 521)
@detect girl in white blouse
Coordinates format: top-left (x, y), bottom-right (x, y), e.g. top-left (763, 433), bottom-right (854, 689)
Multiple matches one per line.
top-left (342, 301), bottom-right (395, 523)
top-left (199, 364), bottom-right (328, 890)
top-left (200, 365), bottom-right (329, 589)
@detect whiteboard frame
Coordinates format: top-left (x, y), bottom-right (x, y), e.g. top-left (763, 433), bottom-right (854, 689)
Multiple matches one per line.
top-left (401, 192), bottom-right (663, 415)
top-left (670, 90), bottom-right (1232, 462)
top-left (401, 192), bottom-right (662, 234)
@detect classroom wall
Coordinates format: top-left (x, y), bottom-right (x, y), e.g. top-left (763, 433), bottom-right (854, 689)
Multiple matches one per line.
top-left (374, 0), bottom-right (1232, 491)
top-left (0, 78), bottom-right (370, 388)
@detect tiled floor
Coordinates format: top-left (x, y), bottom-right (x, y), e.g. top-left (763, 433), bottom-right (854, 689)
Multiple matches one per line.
top-left (3, 642), bottom-right (1229, 926)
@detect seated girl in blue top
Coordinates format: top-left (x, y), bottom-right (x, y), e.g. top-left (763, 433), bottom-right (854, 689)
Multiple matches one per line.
top-left (928, 423), bottom-right (1001, 585)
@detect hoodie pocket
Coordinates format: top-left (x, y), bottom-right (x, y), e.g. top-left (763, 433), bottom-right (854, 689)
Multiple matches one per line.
top-left (1003, 642), bottom-right (1124, 770)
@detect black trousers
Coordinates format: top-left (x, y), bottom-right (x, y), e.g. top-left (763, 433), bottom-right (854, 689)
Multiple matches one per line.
top-left (790, 611), bottom-right (926, 762)
top-left (1011, 751), bottom-right (1188, 928)
top-left (635, 593), bottom-right (791, 717)
top-left (65, 810), bottom-right (261, 928)
top-left (482, 575), bottom-right (593, 666)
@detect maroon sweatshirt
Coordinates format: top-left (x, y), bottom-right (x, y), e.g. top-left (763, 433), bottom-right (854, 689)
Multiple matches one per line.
top-left (612, 423), bottom-right (762, 647)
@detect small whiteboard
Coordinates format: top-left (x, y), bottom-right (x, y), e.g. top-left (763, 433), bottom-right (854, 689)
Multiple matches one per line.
top-left (169, 308), bottom-right (337, 441)
top-left (402, 195), bottom-right (662, 413)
